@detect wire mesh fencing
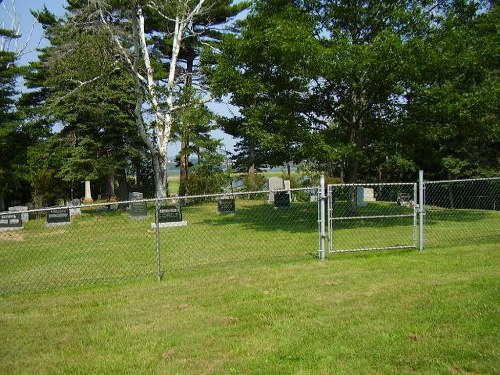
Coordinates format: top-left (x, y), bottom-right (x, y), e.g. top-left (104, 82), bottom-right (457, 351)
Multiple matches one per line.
top-left (326, 182), bottom-right (418, 253)
top-left (1, 175), bottom-right (499, 294)
top-left (424, 177), bottom-right (500, 247)
top-left (155, 188), bottom-right (319, 274)
top-left (0, 188), bottom-right (319, 294)
top-left (0, 201), bottom-right (158, 294)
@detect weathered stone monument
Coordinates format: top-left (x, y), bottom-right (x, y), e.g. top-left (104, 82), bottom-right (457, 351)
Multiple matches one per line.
top-left (83, 180), bottom-right (93, 204)
top-left (8, 206), bottom-right (29, 222)
top-left (364, 188), bottom-right (376, 202)
top-left (69, 198), bottom-right (82, 216)
top-left (268, 177), bottom-right (291, 208)
top-left (129, 192), bottom-right (148, 219)
top-left (356, 187), bottom-right (367, 207)
top-left (268, 177), bottom-right (284, 203)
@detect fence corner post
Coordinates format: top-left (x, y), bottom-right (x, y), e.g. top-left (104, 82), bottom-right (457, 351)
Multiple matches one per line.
top-left (319, 175), bottom-right (326, 260)
top-left (419, 170), bottom-right (425, 251)
top-left (155, 198), bottom-right (163, 281)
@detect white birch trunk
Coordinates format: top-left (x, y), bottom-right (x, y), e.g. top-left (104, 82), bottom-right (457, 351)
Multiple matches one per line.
top-left (103, 0), bottom-right (206, 198)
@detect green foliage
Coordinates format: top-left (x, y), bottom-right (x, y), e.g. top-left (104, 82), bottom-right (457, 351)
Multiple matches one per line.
top-left (406, 4), bottom-right (500, 179)
top-left (241, 172), bottom-right (267, 192)
top-left (185, 151), bottom-right (232, 197)
top-left (207, 0), bottom-right (318, 170)
top-left (0, 29), bottom-right (31, 204)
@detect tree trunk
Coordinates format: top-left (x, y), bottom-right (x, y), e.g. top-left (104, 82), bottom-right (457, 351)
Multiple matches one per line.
top-left (178, 55), bottom-right (195, 197)
top-left (117, 170), bottom-right (129, 208)
top-left (179, 139), bottom-right (189, 196)
top-left (105, 174), bottom-right (115, 199)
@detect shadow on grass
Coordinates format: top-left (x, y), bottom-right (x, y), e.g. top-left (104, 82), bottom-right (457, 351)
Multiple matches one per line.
top-left (196, 201), bottom-right (318, 234)
top-left (425, 208), bottom-right (493, 225)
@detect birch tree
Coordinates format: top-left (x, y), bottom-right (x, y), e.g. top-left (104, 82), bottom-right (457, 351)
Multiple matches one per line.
top-left (95, 0), bottom-right (209, 198)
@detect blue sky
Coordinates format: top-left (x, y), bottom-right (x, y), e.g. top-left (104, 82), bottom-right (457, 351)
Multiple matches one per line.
top-left (3, 0), bottom-right (238, 156)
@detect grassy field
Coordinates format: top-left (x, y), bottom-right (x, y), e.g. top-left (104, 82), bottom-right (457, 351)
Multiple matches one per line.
top-left (0, 197), bottom-right (499, 374)
top-left (0, 243), bottom-right (498, 374)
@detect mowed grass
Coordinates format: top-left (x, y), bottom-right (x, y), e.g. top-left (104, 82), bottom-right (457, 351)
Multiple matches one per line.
top-left (0, 200), bottom-right (499, 374)
top-left (0, 243), bottom-right (498, 374)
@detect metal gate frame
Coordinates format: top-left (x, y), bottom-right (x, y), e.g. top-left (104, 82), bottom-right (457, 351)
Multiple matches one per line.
top-left (326, 182), bottom-right (419, 253)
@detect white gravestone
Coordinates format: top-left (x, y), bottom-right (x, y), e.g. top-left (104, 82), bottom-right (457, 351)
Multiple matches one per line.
top-left (364, 188), bottom-right (376, 202)
top-left (8, 206), bottom-right (29, 222)
top-left (84, 180), bottom-right (93, 203)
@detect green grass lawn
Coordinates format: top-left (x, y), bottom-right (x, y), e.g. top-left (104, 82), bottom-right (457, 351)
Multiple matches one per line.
top-left (0, 199), bottom-right (499, 374)
top-left (0, 243), bottom-right (498, 374)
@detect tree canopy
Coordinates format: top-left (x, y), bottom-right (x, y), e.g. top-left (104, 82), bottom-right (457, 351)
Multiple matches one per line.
top-left (1, 0), bottom-right (498, 206)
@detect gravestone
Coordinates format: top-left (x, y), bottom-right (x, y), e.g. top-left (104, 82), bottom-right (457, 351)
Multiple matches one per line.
top-left (69, 198), bottom-right (81, 216)
top-left (356, 187), bottom-right (367, 207)
top-left (151, 205), bottom-right (187, 228)
top-left (129, 192), bottom-right (143, 200)
top-left (0, 212), bottom-right (23, 231)
top-left (129, 192), bottom-right (148, 219)
top-left (8, 206), bottom-right (29, 222)
top-left (274, 191), bottom-right (291, 209)
top-left (130, 201), bottom-right (148, 219)
top-left (46, 208), bottom-right (71, 227)
top-left (84, 180), bottom-right (93, 204)
top-left (364, 188), bottom-right (376, 202)
top-left (217, 198), bottom-right (236, 213)
top-left (268, 177), bottom-right (284, 203)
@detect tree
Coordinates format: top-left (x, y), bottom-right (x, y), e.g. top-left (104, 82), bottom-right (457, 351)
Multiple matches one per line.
top-left (207, 0), bottom-right (318, 176)
top-left (90, 0), bottom-right (211, 198)
top-left (21, 5), bottom-right (144, 203)
top-left (0, 29), bottom-right (21, 210)
top-left (406, 2), bottom-right (499, 179)
top-left (162, 0), bottom-right (249, 196)
top-left (0, 1), bottom-right (36, 209)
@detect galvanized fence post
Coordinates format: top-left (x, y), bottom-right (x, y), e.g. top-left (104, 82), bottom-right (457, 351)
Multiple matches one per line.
top-left (155, 198), bottom-right (163, 280)
top-left (319, 175), bottom-right (326, 260)
top-left (419, 170), bottom-right (425, 251)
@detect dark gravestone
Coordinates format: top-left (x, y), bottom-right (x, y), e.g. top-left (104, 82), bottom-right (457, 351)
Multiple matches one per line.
top-left (158, 205), bottom-right (182, 222)
top-left (46, 208), bottom-right (71, 226)
top-left (274, 192), bottom-right (291, 209)
top-left (152, 205), bottom-right (187, 228)
top-left (130, 201), bottom-right (148, 219)
top-left (218, 198), bottom-right (236, 213)
top-left (0, 212), bottom-right (23, 230)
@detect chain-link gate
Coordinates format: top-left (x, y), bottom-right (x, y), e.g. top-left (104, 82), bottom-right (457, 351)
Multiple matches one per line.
top-left (327, 182), bottom-right (418, 253)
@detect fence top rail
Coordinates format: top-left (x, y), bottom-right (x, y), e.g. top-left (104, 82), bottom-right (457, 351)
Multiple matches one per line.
top-left (328, 182), bottom-right (416, 187)
top-left (425, 177), bottom-right (500, 185)
top-left (6, 187), bottom-right (319, 214)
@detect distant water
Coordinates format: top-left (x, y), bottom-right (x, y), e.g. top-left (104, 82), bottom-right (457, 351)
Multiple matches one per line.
top-left (168, 166), bottom-right (294, 175)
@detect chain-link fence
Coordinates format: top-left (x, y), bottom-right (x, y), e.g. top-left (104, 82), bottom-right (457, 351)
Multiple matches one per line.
top-left (424, 177), bottom-right (500, 247)
top-left (0, 188), bottom-right (319, 294)
top-left (1, 176), bottom-right (499, 294)
top-left (327, 182), bottom-right (418, 253)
